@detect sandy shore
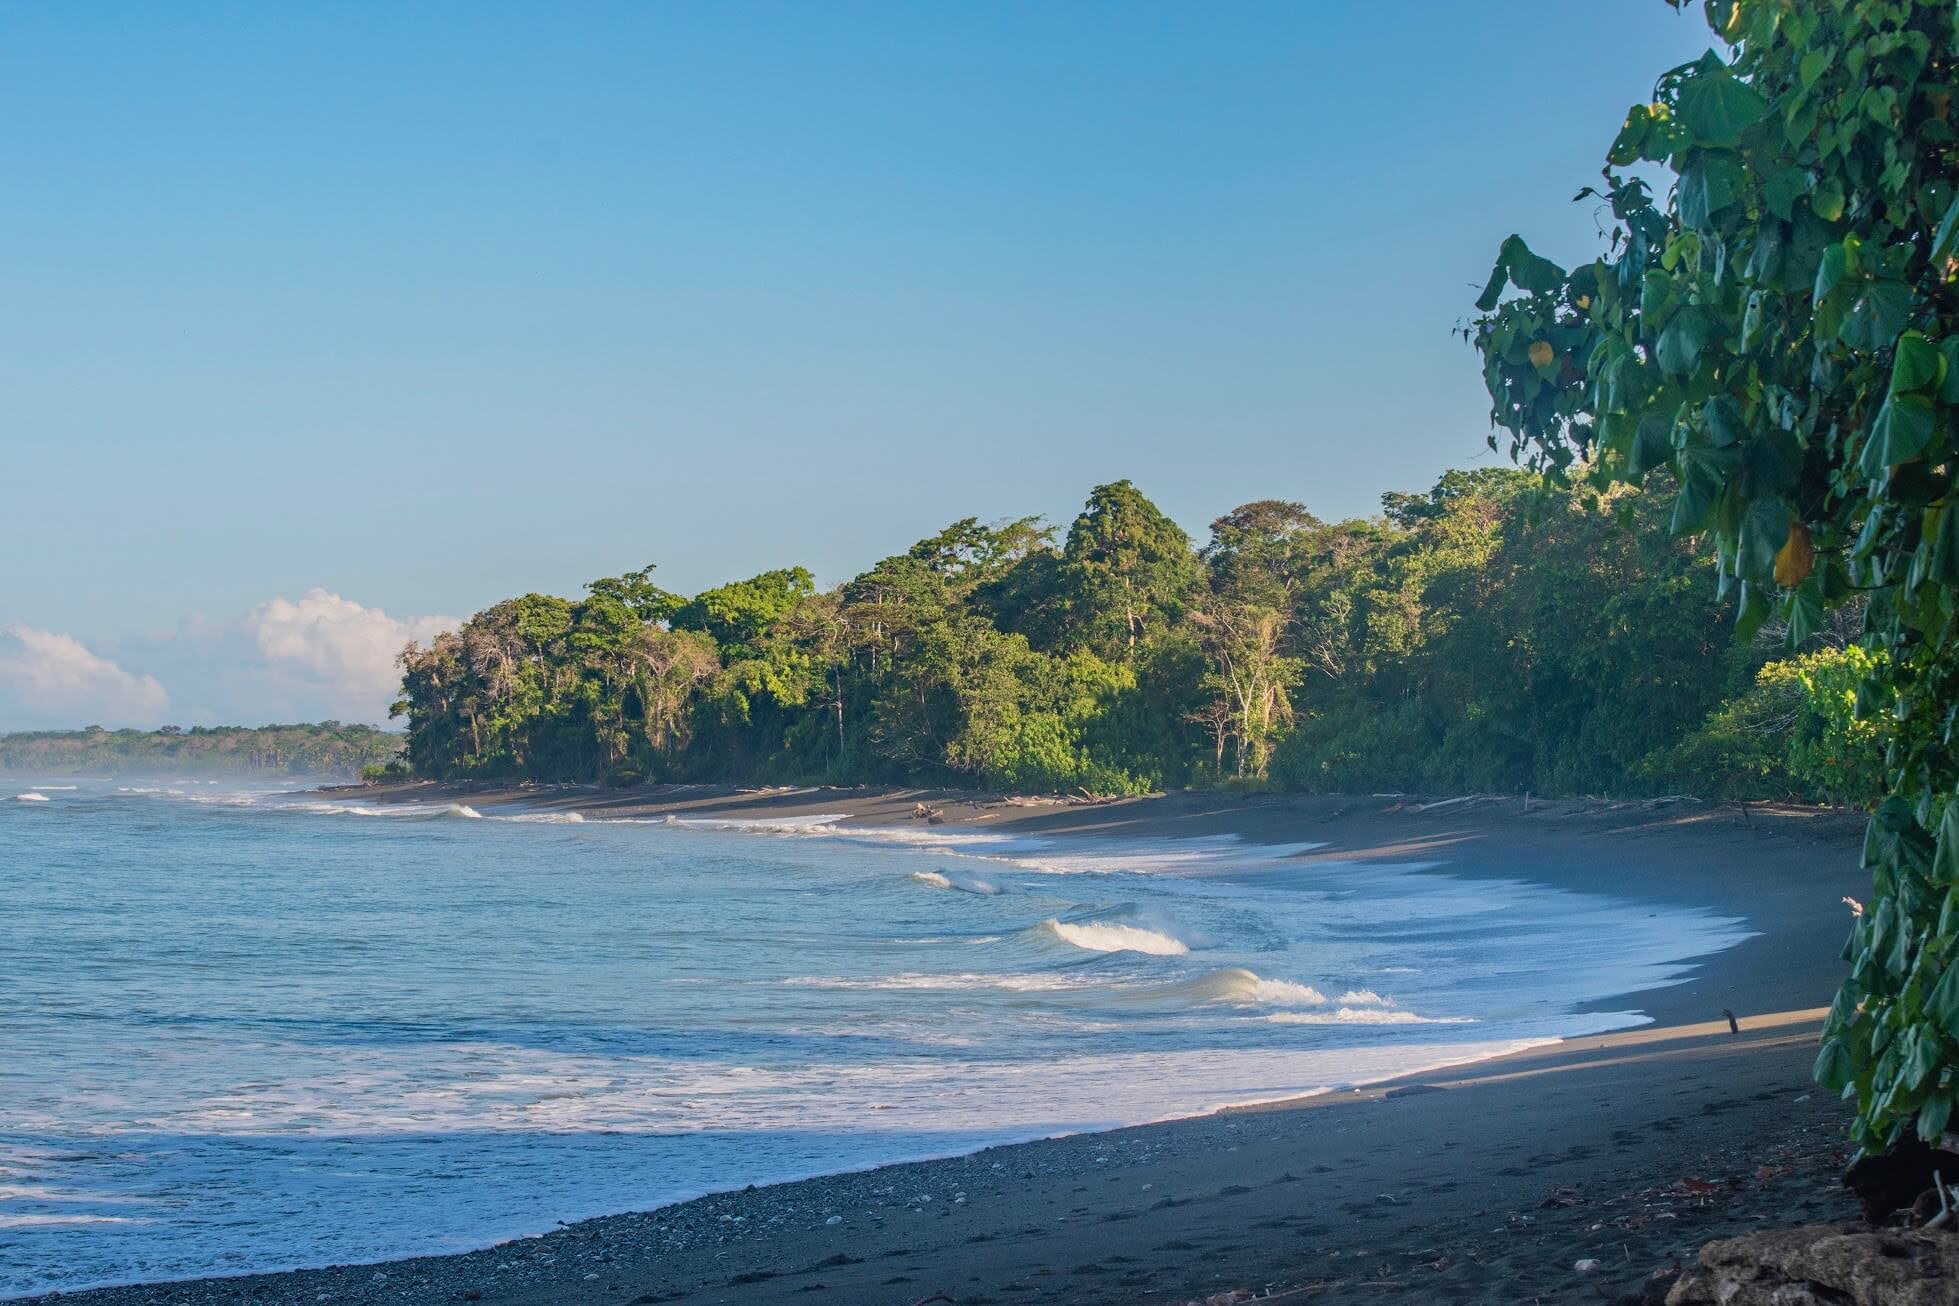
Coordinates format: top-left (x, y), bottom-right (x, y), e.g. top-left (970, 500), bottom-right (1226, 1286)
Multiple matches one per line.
top-left (30, 786), bottom-right (1870, 1305)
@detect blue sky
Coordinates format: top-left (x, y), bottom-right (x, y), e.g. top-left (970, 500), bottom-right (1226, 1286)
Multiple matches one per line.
top-left (0, 2), bottom-right (1713, 728)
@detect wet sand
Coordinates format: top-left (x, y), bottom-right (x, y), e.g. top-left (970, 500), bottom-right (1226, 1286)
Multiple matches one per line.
top-left (30, 787), bottom-right (1869, 1305)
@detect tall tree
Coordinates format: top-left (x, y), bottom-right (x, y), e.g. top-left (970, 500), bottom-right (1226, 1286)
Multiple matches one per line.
top-left (1468, 0), bottom-right (1959, 1149)
top-left (1059, 481), bottom-right (1203, 657)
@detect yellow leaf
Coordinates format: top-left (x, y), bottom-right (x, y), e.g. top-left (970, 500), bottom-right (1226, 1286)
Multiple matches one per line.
top-left (1528, 340), bottom-right (1555, 368)
top-left (1774, 520), bottom-right (1815, 588)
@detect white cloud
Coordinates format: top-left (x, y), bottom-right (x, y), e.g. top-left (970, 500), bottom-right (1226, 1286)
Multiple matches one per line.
top-left (0, 624), bottom-right (170, 729)
top-left (1, 591), bottom-right (458, 731)
top-left (245, 588), bottom-right (456, 720)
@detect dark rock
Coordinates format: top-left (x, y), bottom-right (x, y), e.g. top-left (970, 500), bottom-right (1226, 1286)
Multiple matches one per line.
top-left (1844, 1136), bottom-right (1959, 1222)
top-left (1665, 1223), bottom-right (1959, 1304)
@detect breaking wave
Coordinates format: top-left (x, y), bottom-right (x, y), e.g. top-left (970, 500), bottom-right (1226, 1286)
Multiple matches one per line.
top-left (661, 813), bottom-right (849, 834)
top-left (1268, 1009), bottom-right (1472, 1026)
top-left (13, 792), bottom-right (50, 803)
top-left (1174, 967), bottom-right (1331, 1007)
top-left (1040, 919), bottom-right (1189, 956)
top-left (784, 971), bottom-right (1081, 993)
top-left (288, 801), bottom-right (483, 820)
top-left (1098, 968), bottom-right (1395, 1011)
top-left (909, 869), bottom-right (1003, 895)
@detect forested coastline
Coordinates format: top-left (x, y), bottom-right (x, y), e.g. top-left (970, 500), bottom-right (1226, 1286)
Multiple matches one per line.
top-left (392, 469), bottom-right (1882, 805)
top-left (0, 723), bottom-right (402, 778)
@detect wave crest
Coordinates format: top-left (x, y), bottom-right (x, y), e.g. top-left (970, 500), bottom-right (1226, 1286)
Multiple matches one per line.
top-left (1041, 919), bottom-right (1188, 956)
top-left (1267, 1009), bottom-right (1470, 1026)
top-left (909, 870), bottom-right (1003, 895)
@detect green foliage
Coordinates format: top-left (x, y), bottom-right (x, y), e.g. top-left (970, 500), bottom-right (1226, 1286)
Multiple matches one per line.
top-left (1469, 0), bottom-right (1959, 1149)
top-left (1057, 480), bottom-right (1204, 657)
top-left (396, 471), bottom-right (1866, 810)
top-left (0, 722), bottom-right (402, 778)
top-left (1648, 645), bottom-right (1891, 802)
top-left (1270, 476), bottom-right (1756, 796)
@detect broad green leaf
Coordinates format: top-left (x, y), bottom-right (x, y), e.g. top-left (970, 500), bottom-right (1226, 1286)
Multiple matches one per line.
top-left (1927, 961), bottom-right (1959, 1041)
top-left (1607, 105), bottom-right (1652, 167)
top-left (1934, 801), bottom-right (1959, 885)
top-left (1786, 582), bottom-right (1822, 643)
top-left (1734, 580), bottom-right (1770, 640)
top-left (1670, 452), bottom-right (1726, 534)
top-left (1744, 226), bottom-right (1785, 285)
top-left (1799, 48), bottom-right (1829, 90)
top-left (1859, 395), bottom-right (1937, 477)
top-left (1904, 1029), bottom-right (1941, 1090)
top-left (1656, 307), bottom-right (1715, 375)
top-left (1628, 412), bottom-right (1673, 477)
top-left (1891, 332), bottom-right (1944, 395)
top-left (1704, 395), bottom-right (1746, 447)
top-left (1503, 235), bottom-right (1566, 295)
top-left (1934, 192), bottom-right (1959, 263)
top-left (1918, 1094), bottom-right (1953, 1143)
top-left (1815, 287), bottom-right (1849, 344)
top-left (1474, 258), bottom-right (1508, 313)
top-left (1675, 54), bottom-right (1771, 145)
top-left (1680, 150), bottom-right (1744, 228)
top-left (1476, 235), bottom-right (1567, 310)
top-left (1813, 243), bottom-right (1849, 300)
top-left (1641, 269), bottom-right (1672, 321)
top-left (1812, 178), bottom-right (1846, 222)
top-left (1863, 86), bottom-right (1899, 129)
top-left (1740, 289), bottom-right (1768, 349)
top-left (1738, 496), bottom-right (1789, 578)
top-left (1839, 280), bottom-right (1913, 352)
top-left (1933, 502), bottom-right (1959, 586)
top-left (1816, 1036), bottom-right (1855, 1093)
top-left (1765, 169), bottom-right (1806, 222)
top-left (1941, 339), bottom-right (1959, 404)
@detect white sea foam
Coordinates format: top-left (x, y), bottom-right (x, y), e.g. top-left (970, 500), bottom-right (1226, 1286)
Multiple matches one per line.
top-left (1267, 1009), bottom-right (1472, 1026)
top-left (643, 810), bottom-right (1344, 884)
top-left (783, 971), bottom-right (1084, 993)
top-left (27, 784), bottom-right (77, 790)
top-left (1186, 967), bottom-right (1329, 1007)
top-left (283, 800), bottom-right (482, 820)
top-left (663, 813), bottom-right (850, 834)
top-left (12, 792), bottom-right (50, 803)
top-left (1097, 968), bottom-right (1390, 1011)
top-left (909, 869), bottom-right (1003, 895)
top-left (1041, 919), bottom-right (1189, 956)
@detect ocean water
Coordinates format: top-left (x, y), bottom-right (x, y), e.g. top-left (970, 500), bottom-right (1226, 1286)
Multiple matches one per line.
top-left (0, 780), bottom-right (1752, 1298)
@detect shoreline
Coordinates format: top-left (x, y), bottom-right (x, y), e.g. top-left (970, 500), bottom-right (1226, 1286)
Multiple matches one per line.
top-left (27, 785), bottom-right (1869, 1305)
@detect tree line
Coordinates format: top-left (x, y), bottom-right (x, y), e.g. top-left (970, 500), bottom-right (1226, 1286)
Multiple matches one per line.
top-left (0, 723), bottom-right (403, 778)
top-left (392, 469), bottom-right (1879, 803)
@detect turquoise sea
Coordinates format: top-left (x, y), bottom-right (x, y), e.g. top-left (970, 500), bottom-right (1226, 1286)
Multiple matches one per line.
top-left (0, 780), bottom-right (1750, 1298)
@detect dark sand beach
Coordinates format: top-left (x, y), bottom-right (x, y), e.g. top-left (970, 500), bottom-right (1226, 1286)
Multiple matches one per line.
top-left (32, 787), bottom-right (1869, 1306)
